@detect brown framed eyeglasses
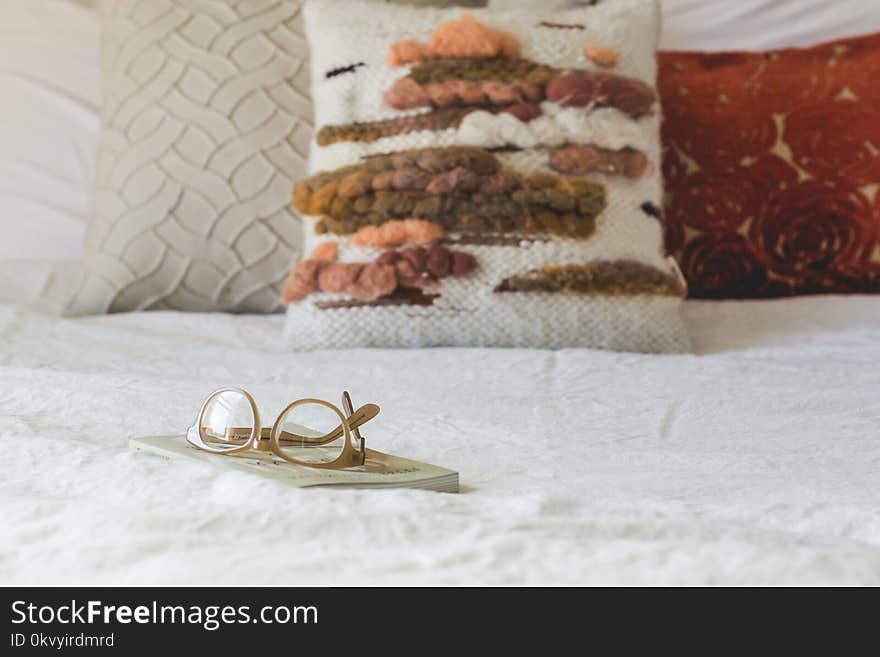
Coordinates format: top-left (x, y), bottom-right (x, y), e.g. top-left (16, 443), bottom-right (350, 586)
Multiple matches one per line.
top-left (186, 387), bottom-right (379, 469)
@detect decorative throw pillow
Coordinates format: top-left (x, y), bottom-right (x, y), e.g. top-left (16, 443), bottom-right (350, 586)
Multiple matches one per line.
top-left (68, 0), bottom-right (482, 315)
top-left (65, 0), bottom-right (313, 313)
top-left (282, 0), bottom-right (688, 352)
top-left (660, 32), bottom-right (880, 298)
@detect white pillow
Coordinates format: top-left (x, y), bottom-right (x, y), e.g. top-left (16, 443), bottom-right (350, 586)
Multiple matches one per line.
top-left (0, 0), bottom-right (100, 305)
top-left (492, 0), bottom-right (880, 50)
top-left (660, 0), bottom-right (880, 50)
top-left (63, 0), bottom-right (318, 314)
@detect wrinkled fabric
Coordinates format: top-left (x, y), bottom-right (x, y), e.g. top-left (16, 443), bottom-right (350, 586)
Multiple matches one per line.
top-left (1, 297), bottom-right (879, 585)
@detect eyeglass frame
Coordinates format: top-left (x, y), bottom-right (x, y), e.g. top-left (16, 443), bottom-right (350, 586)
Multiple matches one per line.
top-left (186, 387), bottom-right (379, 469)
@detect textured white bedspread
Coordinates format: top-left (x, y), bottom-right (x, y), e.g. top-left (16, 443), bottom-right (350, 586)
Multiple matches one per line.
top-left (1, 297), bottom-right (879, 585)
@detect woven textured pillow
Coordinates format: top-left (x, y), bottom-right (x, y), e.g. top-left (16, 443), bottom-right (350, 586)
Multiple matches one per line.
top-left (660, 32), bottom-right (880, 298)
top-left (65, 0), bottom-right (312, 313)
top-left (282, 0), bottom-right (687, 351)
top-left (67, 0), bottom-right (482, 315)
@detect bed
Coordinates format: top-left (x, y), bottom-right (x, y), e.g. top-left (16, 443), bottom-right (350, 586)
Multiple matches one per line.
top-left (2, 0), bottom-right (880, 586)
top-left (1, 296), bottom-right (879, 585)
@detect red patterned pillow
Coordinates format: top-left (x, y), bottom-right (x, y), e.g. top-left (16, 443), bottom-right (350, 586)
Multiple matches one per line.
top-left (659, 32), bottom-right (880, 298)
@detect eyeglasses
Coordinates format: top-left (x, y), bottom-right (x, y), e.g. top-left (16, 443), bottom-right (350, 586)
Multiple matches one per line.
top-left (186, 387), bottom-right (379, 469)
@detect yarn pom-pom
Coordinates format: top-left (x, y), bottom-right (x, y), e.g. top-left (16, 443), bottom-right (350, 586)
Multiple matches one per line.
top-left (386, 40), bottom-right (428, 67)
top-left (310, 242), bottom-right (339, 263)
top-left (351, 263), bottom-right (398, 301)
top-left (281, 260), bottom-right (322, 303)
top-left (351, 219), bottom-right (445, 248)
top-left (387, 13), bottom-right (520, 66)
top-left (318, 263), bottom-right (363, 294)
top-left (584, 45), bottom-right (619, 69)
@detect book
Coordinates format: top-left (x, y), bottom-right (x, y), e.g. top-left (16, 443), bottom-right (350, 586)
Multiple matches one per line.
top-left (130, 435), bottom-right (459, 493)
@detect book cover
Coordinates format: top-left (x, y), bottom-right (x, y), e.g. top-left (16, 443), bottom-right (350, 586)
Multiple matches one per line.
top-left (130, 435), bottom-right (458, 493)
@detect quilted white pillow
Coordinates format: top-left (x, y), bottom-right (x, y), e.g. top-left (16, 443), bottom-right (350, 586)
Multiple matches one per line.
top-left (283, 0), bottom-right (688, 351)
top-left (66, 0), bottom-right (313, 313)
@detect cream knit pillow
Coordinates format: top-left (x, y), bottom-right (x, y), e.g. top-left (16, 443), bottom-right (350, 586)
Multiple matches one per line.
top-left (64, 0), bottom-right (313, 313)
top-left (283, 0), bottom-right (689, 351)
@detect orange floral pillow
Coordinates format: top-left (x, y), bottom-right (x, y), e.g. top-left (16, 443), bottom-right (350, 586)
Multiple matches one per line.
top-left (659, 32), bottom-right (880, 298)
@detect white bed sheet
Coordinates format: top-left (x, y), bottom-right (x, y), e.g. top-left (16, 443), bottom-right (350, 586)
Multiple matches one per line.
top-left (1, 297), bottom-right (878, 585)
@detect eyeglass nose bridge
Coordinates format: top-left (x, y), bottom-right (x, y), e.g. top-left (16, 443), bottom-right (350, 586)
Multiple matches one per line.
top-left (254, 427), bottom-right (274, 451)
